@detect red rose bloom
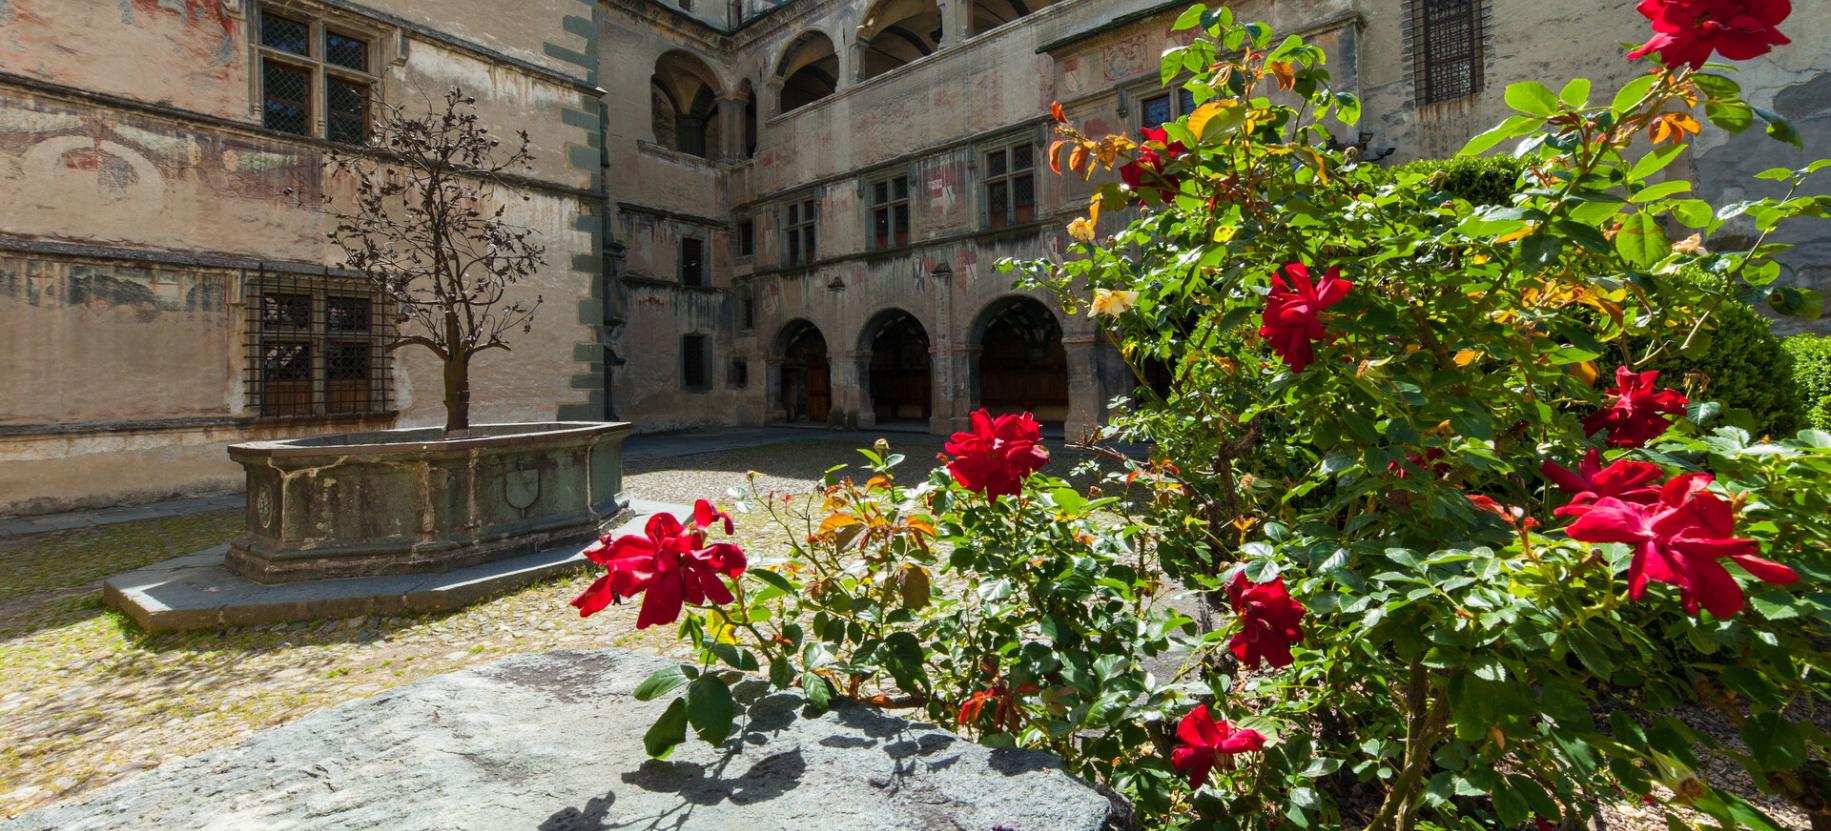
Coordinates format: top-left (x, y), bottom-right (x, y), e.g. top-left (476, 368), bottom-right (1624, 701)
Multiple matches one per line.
top-left (1171, 704), bottom-right (1267, 790)
top-left (570, 499), bottom-right (747, 628)
top-left (1541, 449), bottom-right (1664, 518)
top-left (1564, 473), bottom-right (1797, 618)
top-left (945, 409), bottom-right (1050, 498)
top-left (1627, 0), bottom-right (1791, 71)
top-left (1259, 263), bottom-right (1351, 373)
top-left (1119, 127), bottom-right (1186, 203)
top-left (1227, 573), bottom-right (1306, 670)
top-left (1583, 366), bottom-right (1689, 448)
top-left (1388, 448), bottom-right (1449, 480)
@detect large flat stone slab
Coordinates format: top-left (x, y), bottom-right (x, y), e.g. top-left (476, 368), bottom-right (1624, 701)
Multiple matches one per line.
top-left (2, 650), bottom-right (1123, 831)
top-left (103, 501), bottom-right (684, 632)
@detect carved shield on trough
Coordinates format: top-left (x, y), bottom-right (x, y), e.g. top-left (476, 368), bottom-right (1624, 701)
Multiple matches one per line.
top-left (505, 468), bottom-right (541, 510)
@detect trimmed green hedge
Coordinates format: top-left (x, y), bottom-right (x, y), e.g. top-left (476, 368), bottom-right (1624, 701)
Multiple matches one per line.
top-left (1398, 155), bottom-right (1526, 206)
top-left (1783, 333), bottom-right (1831, 430)
top-left (1633, 284), bottom-right (1804, 436)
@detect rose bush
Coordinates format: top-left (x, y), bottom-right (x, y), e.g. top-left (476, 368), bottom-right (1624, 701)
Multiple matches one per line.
top-left (576, 5), bottom-right (1831, 829)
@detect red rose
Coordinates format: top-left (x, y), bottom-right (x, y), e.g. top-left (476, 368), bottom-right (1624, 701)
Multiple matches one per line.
top-left (1171, 704), bottom-right (1267, 790)
top-left (1227, 573), bottom-right (1306, 670)
top-left (570, 499), bottom-right (747, 628)
top-left (1583, 366), bottom-right (1689, 448)
top-left (1258, 263), bottom-right (1351, 373)
top-left (945, 409), bottom-right (1050, 498)
top-left (1564, 473), bottom-right (1796, 618)
top-left (1541, 449), bottom-right (1664, 518)
top-left (1119, 127), bottom-right (1187, 203)
top-left (1627, 0), bottom-right (1790, 70)
top-left (1388, 448), bottom-right (1449, 480)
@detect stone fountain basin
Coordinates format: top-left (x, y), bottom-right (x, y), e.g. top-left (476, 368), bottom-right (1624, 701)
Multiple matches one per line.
top-left (226, 421), bottom-right (631, 583)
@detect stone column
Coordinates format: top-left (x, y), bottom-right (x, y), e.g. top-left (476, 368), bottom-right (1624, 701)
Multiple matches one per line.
top-left (941, 0), bottom-right (970, 45)
top-left (1063, 334), bottom-right (1103, 440)
top-left (715, 94), bottom-right (742, 161)
top-left (830, 349), bottom-right (869, 429)
top-left (938, 344), bottom-right (980, 434)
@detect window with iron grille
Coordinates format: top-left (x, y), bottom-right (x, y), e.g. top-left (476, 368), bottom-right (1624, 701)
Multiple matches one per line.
top-left (782, 197), bottom-right (818, 267)
top-left (1411, 0), bottom-right (1484, 106)
top-left (682, 334), bottom-right (711, 390)
top-left (739, 292), bottom-right (755, 332)
top-left (680, 236), bottom-right (707, 287)
top-left (258, 6), bottom-right (377, 144)
top-left (982, 139), bottom-right (1036, 230)
top-left (869, 173), bottom-right (911, 251)
top-left (246, 273), bottom-right (394, 418)
top-left (1136, 86), bottom-right (1197, 130)
top-left (738, 217), bottom-right (755, 259)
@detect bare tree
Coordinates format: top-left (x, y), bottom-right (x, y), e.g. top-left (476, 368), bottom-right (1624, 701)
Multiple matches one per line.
top-left (328, 86), bottom-right (545, 433)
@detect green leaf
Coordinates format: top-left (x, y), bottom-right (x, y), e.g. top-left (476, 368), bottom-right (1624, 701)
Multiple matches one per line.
top-left (644, 698), bottom-right (690, 758)
top-left (752, 568), bottom-right (797, 594)
top-left (1459, 115), bottom-right (1539, 157)
top-left (1768, 286), bottom-right (1823, 319)
top-left (1613, 74), bottom-right (1658, 112)
top-left (686, 675), bottom-right (735, 747)
top-left (1755, 106), bottom-right (1803, 147)
top-left (1558, 78), bottom-right (1591, 107)
top-left (1704, 98), bottom-right (1754, 133)
top-left (1671, 198), bottom-right (1716, 228)
top-left (634, 664), bottom-right (694, 702)
top-left (1629, 144), bottom-right (1685, 182)
top-left (1335, 92), bottom-right (1362, 126)
top-left (1615, 212), bottom-right (1668, 269)
top-left (1171, 3), bottom-right (1206, 31)
top-left (1692, 73), bottom-right (1741, 99)
top-left (1630, 180), bottom-right (1691, 203)
top-left (802, 671), bottom-right (833, 711)
top-left (1741, 713), bottom-right (1806, 771)
top-left (769, 656), bottom-right (794, 688)
top-left (1504, 81), bottom-right (1560, 117)
top-left (1553, 219), bottom-right (1612, 254)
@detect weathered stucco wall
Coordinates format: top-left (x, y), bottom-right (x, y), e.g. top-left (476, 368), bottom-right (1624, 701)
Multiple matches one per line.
top-left (0, 0), bottom-right (605, 516)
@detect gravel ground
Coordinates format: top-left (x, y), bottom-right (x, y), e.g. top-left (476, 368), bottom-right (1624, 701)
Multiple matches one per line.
top-left (0, 433), bottom-right (1817, 828)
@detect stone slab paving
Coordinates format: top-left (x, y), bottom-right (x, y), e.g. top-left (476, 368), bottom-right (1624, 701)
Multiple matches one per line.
top-left (1, 650), bottom-right (1123, 831)
top-left (104, 500), bottom-right (687, 633)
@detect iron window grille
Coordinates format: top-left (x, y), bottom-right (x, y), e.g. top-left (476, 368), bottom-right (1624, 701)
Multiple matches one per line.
top-left (738, 217), bottom-right (755, 259)
top-left (869, 173), bottom-right (912, 251)
top-left (245, 271), bottom-right (394, 418)
top-left (1135, 85), bottom-right (1197, 130)
top-left (257, 5), bottom-right (377, 144)
top-left (783, 197), bottom-right (818, 267)
top-left (982, 140), bottom-right (1036, 230)
top-left (1411, 0), bottom-right (1484, 106)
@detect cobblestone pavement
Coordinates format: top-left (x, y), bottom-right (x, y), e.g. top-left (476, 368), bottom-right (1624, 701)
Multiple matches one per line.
top-left (0, 433), bottom-right (946, 820)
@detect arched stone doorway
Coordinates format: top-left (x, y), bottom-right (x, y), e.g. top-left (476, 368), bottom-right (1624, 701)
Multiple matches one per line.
top-left (862, 309), bottom-right (931, 425)
top-left (974, 297), bottom-right (1068, 423)
top-left (776, 320), bottom-right (830, 424)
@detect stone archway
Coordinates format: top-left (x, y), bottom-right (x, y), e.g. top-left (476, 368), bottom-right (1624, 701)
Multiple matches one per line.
top-left (775, 320), bottom-right (830, 424)
top-left (861, 309), bottom-right (932, 426)
top-left (973, 297), bottom-right (1068, 423)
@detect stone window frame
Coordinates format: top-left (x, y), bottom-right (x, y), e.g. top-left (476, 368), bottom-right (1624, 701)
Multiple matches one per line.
top-left (862, 166), bottom-right (914, 252)
top-left (679, 234), bottom-right (708, 287)
top-left (736, 215), bottom-right (755, 261)
top-left (1407, 0), bottom-right (1487, 106)
top-left (681, 333), bottom-right (713, 391)
top-left (780, 193), bottom-right (820, 268)
top-left (254, 3), bottom-right (383, 144)
top-left (738, 290), bottom-right (756, 333)
top-left (1122, 78), bottom-right (1198, 132)
top-left (244, 272), bottom-right (394, 419)
top-left (977, 131), bottom-right (1041, 231)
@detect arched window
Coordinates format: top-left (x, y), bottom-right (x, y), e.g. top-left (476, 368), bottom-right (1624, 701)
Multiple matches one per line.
top-left (968, 0), bottom-right (1062, 36)
top-left (778, 33), bottom-right (838, 113)
top-left (651, 51), bottom-right (722, 158)
top-left (858, 0), bottom-right (942, 81)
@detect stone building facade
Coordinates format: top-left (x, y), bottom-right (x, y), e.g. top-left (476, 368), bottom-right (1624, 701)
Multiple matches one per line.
top-left (2, 0), bottom-right (1827, 516)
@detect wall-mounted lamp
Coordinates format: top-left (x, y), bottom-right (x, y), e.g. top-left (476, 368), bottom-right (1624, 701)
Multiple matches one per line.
top-left (826, 275), bottom-right (846, 293)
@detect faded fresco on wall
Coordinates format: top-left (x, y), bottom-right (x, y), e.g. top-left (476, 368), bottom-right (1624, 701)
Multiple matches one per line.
top-left (0, 92), bottom-right (326, 260)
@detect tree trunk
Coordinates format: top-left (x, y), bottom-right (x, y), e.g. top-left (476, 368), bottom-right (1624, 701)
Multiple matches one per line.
top-left (444, 352), bottom-right (471, 434)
